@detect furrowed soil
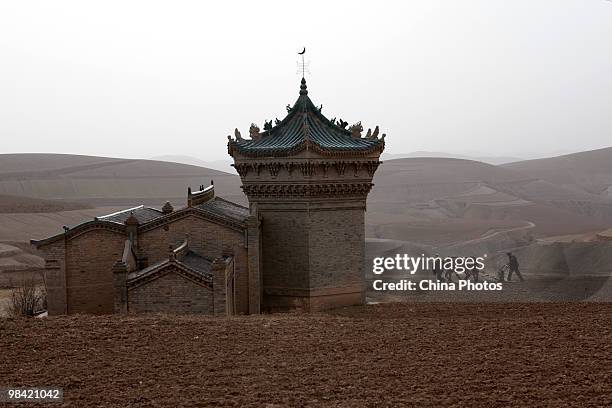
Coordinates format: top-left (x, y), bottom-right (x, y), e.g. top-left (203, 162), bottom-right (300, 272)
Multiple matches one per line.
top-left (1, 303), bottom-right (611, 407)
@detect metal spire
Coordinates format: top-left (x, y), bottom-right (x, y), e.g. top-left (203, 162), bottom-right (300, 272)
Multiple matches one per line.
top-left (296, 47), bottom-right (310, 83)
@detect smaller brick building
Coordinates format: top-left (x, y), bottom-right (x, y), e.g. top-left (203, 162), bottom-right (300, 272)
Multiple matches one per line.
top-left (32, 185), bottom-right (259, 316)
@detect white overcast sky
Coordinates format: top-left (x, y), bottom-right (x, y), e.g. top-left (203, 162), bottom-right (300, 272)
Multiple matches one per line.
top-left (1, 0), bottom-right (611, 161)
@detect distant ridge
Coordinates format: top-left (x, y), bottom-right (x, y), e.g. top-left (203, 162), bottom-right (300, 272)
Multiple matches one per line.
top-left (0, 194), bottom-right (92, 213)
top-left (381, 151), bottom-right (523, 165)
top-left (150, 155), bottom-right (234, 173)
top-left (2, 150), bottom-right (611, 240)
top-left (503, 146), bottom-right (612, 196)
top-left (0, 153), bottom-right (244, 207)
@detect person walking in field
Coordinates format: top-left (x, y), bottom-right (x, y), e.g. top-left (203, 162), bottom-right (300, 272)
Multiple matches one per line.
top-left (465, 265), bottom-right (479, 283)
top-left (433, 254), bottom-right (444, 282)
top-left (444, 263), bottom-right (454, 283)
top-left (506, 252), bottom-right (524, 282)
top-left (498, 264), bottom-right (508, 282)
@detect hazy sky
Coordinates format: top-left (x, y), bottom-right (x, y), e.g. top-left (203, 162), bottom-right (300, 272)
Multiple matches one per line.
top-left (1, 0), bottom-right (611, 161)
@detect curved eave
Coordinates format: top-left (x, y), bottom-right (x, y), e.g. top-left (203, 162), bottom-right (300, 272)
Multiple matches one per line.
top-left (227, 92), bottom-right (385, 158)
top-left (228, 138), bottom-right (385, 158)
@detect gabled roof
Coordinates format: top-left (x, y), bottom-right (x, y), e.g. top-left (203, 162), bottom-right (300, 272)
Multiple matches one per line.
top-left (227, 78), bottom-right (385, 157)
top-left (193, 196), bottom-right (250, 224)
top-left (31, 205), bottom-right (166, 247)
top-left (31, 186), bottom-right (250, 248)
top-left (127, 250), bottom-right (213, 289)
top-left (98, 205), bottom-right (164, 224)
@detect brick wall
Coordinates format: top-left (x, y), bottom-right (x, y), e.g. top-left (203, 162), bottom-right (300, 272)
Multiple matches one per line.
top-left (39, 241), bottom-right (67, 315)
top-left (259, 206), bottom-right (366, 311)
top-left (65, 229), bottom-right (125, 314)
top-left (128, 267), bottom-right (214, 314)
top-left (139, 215), bottom-right (240, 263)
top-left (212, 257), bottom-right (234, 316)
top-left (138, 215), bottom-right (249, 314)
top-left (260, 209), bottom-right (310, 290)
top-left (308, 208), bottom-right (364, 288)
top-left (246, 215), bottom-right (261, 314)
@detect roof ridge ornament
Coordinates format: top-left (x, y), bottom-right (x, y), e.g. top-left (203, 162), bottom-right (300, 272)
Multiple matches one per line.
top-left (299, 77), bottom-right (308, 96)
top-left (366, 126), bottom-right (380, 139)
top-left (161, 201), bottom-right (174, 214)
top-left (249, 123), bottom-right (260, 141)
top-left (125, 211), bottom-right (139, 226)
top-left (350, 122), bottom-right (363, 139)
top-left (234, 128), bottom-right (243, 141)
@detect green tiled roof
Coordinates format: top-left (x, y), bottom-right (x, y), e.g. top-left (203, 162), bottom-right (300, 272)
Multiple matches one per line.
top-left (228, 78), bottom-right (385, 157)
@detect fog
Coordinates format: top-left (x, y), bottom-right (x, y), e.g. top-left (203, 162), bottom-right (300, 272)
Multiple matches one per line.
top-left (1, 0), bottom-right (611, 161)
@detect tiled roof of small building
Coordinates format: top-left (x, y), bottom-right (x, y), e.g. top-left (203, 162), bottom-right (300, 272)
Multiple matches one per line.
top-left (227, 78), bottom-right (385, 157)
top-left (193, 197), bottom-right (250, 224)
top-left (31, 190), bottom-right (249, 247)
top-left (98, 206), bottom-right (164, 224)
top-left (127, 250), bottom-right (213, 282)
top-left (181, 251), bottom-right (213, 274)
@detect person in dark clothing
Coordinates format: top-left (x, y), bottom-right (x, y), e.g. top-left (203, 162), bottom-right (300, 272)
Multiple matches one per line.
top-left (506, 252), bottom-right (524, 282)
top-left (432, 254), bottom-right (444, 282)
top-left (466, 265), bottom-right (479, 283)
top-left (444, 262), bottom-right (454, 283)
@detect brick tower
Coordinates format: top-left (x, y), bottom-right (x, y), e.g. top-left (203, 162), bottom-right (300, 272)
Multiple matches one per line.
top-left (227, 78), bottom-right (385, 311)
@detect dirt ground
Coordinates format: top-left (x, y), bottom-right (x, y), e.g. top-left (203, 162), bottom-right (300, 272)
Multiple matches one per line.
top-left (1, 303), bottom-right (611, 407)
top-left (0, 288), bottom-right (11, 317)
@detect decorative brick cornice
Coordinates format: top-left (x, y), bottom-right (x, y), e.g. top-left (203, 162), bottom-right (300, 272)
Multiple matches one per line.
top-left (267, 162), bottom-right (281, 177)
top-left (364, 161), bottom-right (381, 177)
top-left (234, 163), bottom-right (249, 177)
top-left (232, 160), bottom-right (382, 179)
top-left (241, 182), bottom-right (373, 199)
top-left (300, 162), bottom-right (316, 177)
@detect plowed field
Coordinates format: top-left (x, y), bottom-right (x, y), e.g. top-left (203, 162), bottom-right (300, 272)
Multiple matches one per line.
top-left (1, 303), bottom-right (611, 407)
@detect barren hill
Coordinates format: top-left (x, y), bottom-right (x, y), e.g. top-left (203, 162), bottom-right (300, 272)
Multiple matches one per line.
top-left (503, 146), bottom-right (612, 196)
top-left (0, 154), bottom-right (244, 207)
top-left (381, 151), bottom-right (523, 165)
top-left (372, 157), bottom-right (604, 203)
top-left (2, 153), bottom-right (612, 244)
top-left (1, 153), bottom-right (612, 280)
top-left (368, 157), bottom-right (611, 240)
top-left (0, 194), bottom-right (92, 213)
